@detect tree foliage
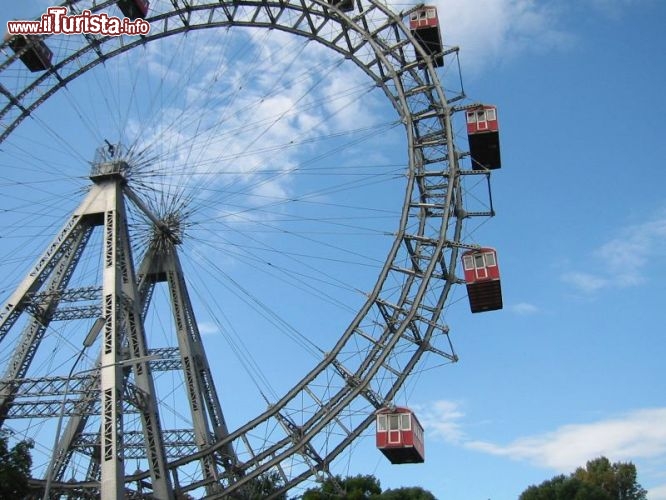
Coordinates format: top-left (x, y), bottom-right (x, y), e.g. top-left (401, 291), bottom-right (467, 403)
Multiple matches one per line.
top-left (301, 474), bottom-right (435, 499)
top-left (302, 474), bottom-right (381, 499)
top-left (380, 486), bottom-right (437, 499)
top-left (519, 457), bottom-right (647, 500)
top-left (0, 431), bottom-right (34, 498)
top-left (231, 471), bottom-right (287, 499)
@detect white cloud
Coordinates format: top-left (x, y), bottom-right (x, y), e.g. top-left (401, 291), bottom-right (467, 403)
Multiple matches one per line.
top-left (511, 302), bottom-right (540, 315)
top-left (465, 408), bottom-right (666, 472)
top-left (562, 216), bottom-right (666, 294)
top-left (650, 483), bottom-right (666, 500)
top-left (197, 321), bottom-right (220, 335)
top-left (416, 400), bottom-right (467, 444)
top-left (128, 26), bottom-right (387, 192)
top-left (596, 218), bottom-right (666, 284)
top-left (386, 0), bottom-right (574, 73)
top-left (320, 66), bottom-right (383, 132)
top-left (420, 400), bottom-right (666, 491)
top-left (251, 177), bottom-right (291, 202)
top-left (384, 0), bottom-right (653, 75)
top-left (561, 271), bottom-right (609, 293)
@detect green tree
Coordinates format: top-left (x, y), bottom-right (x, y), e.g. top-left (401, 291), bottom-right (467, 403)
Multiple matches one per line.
top-left (302, 474), bottom-right (382, 499)
top-left (519, 457), bottom-right (647, 500)
top-left (0, 431), bottom-right (34, 498)
top-left (380, 486), bottom-right (437, 499)
top-left (574, 457), bottom-right (647, 500)
top-left (520, 474), bottom-right (592, 500)
top-left (301, 474), bottom-right (437, 499)
top-left (231, 471), bottom-right (287, 499)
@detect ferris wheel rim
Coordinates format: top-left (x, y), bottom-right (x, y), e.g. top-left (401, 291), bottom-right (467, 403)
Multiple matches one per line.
top-left (0, 0), bottom-right (466, 495)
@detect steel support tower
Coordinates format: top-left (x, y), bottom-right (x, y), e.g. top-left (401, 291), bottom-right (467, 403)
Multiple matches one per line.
top-left (0, 151), bottom-right (234, 498)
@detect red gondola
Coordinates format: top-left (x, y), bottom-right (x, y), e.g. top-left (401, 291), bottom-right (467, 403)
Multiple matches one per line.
top-left (461, 247), bottom-right (503, 313)
top-left (408, 6), bottom-right (444, 67)
top-left (118, 0), bottom-right (150, 20)
top-left (376, 406), bottom-right (425, 464)
top-left (4, 33), bottom-right (52, 72)
top-left (467, 105), bottom-right (502, 170)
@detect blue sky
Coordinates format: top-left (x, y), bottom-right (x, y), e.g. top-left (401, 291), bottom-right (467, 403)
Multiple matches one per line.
top-left (1, 0), bottom-right (665, 498)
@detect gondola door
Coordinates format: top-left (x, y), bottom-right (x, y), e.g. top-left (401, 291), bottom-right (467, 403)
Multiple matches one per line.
top-left (388, 414), bottom-right (401, 445)
top-left (476, 109), bottom-right (488, 131)
top-left (474, 253), bottom-right (487, 280)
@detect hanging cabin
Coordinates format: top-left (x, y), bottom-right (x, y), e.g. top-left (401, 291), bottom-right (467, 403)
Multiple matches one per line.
top-left (409, 6), bottom-right (444, 67)
top-left (467, 105), bottom-right (502, 170)
top-left (461, 248), bottom-right (503, 313)
top-left (118, 0), bottom-right (150, 19)
top-left (4, 33), bottom-right (52, 72)
top-left (376, 406), bottom-right (425, 464)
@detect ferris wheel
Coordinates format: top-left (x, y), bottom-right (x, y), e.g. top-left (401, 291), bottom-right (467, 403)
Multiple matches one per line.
top-left (0, 0), bottom-right (501, 498)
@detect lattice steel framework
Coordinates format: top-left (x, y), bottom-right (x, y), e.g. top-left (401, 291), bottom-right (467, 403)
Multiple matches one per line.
top-left (0, 0), bottom-right (496, 497)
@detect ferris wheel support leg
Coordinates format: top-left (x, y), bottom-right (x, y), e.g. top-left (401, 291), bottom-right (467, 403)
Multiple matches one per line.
top-left (115, 190), bottom-right (175, 499)
top-left (167, 252), bottom-right (236, 458)
top-left (92, 176), bottom-right (174, 499)
top-left (96, 180), bottom-right (128, 500)
top-left (136, 235), bottom-right (237, 491)
top-left (0, 224), bottom-right (92, 426)
top-left (0, 211), bottom-right (86, 345)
